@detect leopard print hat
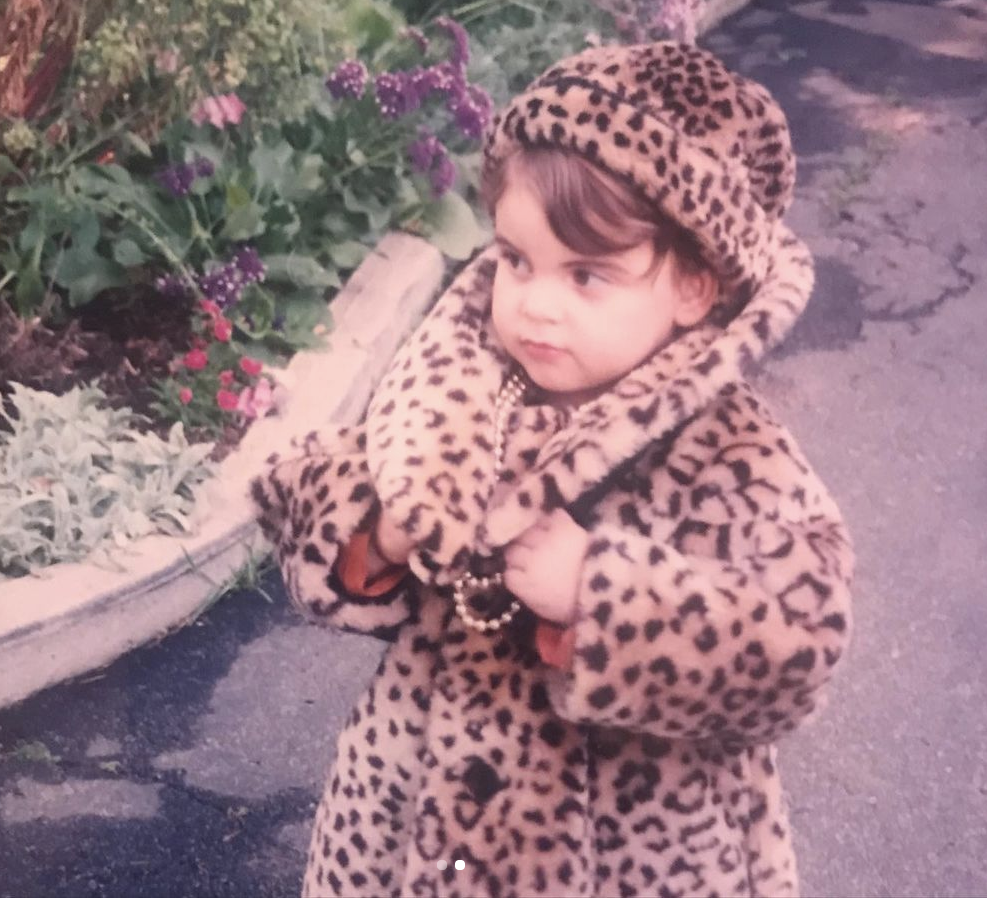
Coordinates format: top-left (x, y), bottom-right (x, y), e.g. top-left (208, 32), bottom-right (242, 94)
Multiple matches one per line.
top-left (483, 41), bottom-right (797, 306)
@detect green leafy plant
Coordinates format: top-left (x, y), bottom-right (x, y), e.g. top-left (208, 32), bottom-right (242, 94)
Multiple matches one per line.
top-left (0, 13), bottom-right (492, 319)
top-left (0, 0), bottom-right (401, 170)
top-left (399, 1), bottom-right (693, 105)
top-left (465, 2), bottom-right (611, 106)
top-left (0, 159), bottom-right (196, 320)
top-left (0, 382), bottom-right (216, 581)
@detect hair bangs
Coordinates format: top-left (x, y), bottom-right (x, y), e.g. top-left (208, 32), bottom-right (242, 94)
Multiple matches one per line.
top-left (522, 150), bottom-right (657, 256)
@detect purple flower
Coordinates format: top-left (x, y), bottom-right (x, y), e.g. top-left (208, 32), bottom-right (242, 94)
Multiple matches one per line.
top-left (357, 20), bottom-right (484, 142)
top-left (155, 273), bottom-right (193, 299)
top-left (429, 61), bottom-right (463, 95)
top-left (374, 71), bottom-right (422, 119)
top-left (272, 313), bottom-right (286, 332)
top-left (407, 132), bottom-right (443, 174)
top-left (430, 153), bottom-right (456, 197)
top-left (234, 246), bottom-right (266, 283)
top-left (368, 59), bottom-right (483, 124)
top-left (155, 245), bottom-right (266, 309)
top-left (448, 85), bottom-right (493, 140)
top-left (199, 266), bottom-right (240, 307)
top-left (409, 62), bottom-right (467, 108)
top-left (407, 131), bottom-right (455, 198)
top-left (435, 16), bottom-right (470, 70)
top-left (326, 60), bottom-right (368, 100)
top-left (402, 25), bottom-right (430, 53)
top-left (155, 163), bottom-right (195, 197)
top-left (155, 155), bottom-right (214, 197)
top-left (406, 66), bottom-right (441, 103)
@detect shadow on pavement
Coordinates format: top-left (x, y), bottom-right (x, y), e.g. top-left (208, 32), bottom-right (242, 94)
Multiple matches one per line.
top-left (0, 569), bottom-right (312, 898)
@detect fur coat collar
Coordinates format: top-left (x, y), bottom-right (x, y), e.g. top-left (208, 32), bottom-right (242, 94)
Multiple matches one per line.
top-left (363, 221), bottom-right (813, 586)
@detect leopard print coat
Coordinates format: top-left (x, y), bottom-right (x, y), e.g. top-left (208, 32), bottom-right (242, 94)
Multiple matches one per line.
top-left (250, 215), bottom-right (854, 897)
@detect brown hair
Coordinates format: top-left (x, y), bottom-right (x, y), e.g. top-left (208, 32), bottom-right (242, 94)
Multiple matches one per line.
top-left (481, 147), bottom-right (712, 282)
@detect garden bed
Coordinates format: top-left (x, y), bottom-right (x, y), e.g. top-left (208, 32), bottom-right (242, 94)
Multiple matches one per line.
top-left (0, 232), bottom-right (444, 709)
top-left (0, 286), bottom-right (251, 465)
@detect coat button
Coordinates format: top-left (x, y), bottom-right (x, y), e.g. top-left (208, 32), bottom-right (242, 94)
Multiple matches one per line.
top-left (462, 755), bottom-right (507, 804)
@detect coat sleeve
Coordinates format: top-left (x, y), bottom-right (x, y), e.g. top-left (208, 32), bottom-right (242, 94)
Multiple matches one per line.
top-left (249, 423), bottom-right (416, 640)
top-left (543, 417), bottom-right (854, 746)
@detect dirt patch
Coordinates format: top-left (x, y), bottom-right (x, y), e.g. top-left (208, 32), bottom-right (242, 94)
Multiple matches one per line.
top-left (0, 292), bottom-right (251, 464)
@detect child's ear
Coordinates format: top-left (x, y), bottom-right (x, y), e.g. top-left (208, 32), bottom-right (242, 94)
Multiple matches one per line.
top-left (671, 264), bottom-right (719, 329)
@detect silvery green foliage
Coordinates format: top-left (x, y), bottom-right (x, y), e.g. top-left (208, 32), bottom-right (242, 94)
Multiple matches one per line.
top-left (0, 382), bottom-right (216, 581)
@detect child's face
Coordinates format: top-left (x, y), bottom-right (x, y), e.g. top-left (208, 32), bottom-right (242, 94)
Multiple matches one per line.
top-left (490, 173), bottom-right (712, 409)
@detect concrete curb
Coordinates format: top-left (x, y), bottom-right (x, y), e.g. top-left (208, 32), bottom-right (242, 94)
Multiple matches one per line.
top-left (698, 0), bottom-right (751, 36)
top-left (0, 233), bottom-right (445, 709)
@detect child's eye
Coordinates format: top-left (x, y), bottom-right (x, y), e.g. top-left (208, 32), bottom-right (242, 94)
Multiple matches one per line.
top-left (500, 247), bottom-right (529, 274)
top-left (573, 268), bottom-right (607, 288)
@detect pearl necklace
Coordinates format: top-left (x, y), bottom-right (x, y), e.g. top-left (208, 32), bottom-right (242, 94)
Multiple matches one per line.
top-left (452, 371), bottom-right (526, 632)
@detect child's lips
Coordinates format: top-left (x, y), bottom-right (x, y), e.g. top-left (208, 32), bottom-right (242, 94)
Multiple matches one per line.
top-left (521, 339), bottom-right (565, 358)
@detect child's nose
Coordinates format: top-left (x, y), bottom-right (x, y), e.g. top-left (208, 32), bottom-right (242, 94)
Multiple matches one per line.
top-left (519, 279), bottom-right (562, 323)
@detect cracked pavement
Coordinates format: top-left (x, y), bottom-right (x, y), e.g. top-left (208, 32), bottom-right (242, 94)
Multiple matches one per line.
top-left (2, 2), bottom-right (986, 896)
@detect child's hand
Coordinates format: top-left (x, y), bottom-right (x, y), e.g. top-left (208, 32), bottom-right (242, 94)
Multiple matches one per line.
top-left (503, 509), bottom-right (590, 625)
top-left (369, 507), bottom-right (416, 569)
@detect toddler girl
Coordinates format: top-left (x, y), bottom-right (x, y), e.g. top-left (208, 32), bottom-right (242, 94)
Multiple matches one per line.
top-left (252, 40), bottom-right (854, 898)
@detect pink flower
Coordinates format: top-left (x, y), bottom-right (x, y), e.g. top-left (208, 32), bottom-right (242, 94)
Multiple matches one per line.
top-left (218, 93), bottom-right (246, 124)
top-left (213, 318), bottom-right (233, 342)
top-left (183, 348), bottom-right (209, 371)
top-left (219, 369), bottom-right (235, 387)
top-left (179, 387), bottom-right (193, 405)
top-left (216, 389), bottom-right (240, 412)
top-left (199, 299), bottom-right (222, 320)
top-left (239, 356), bottom-right (263, 377)
top-left (190, 93), bottom-right (246, 129)
top-left (235, 376), bottom-right (275, 420)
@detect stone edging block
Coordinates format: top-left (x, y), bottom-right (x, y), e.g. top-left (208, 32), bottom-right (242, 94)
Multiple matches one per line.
top-left (698, 0), bottom-right (750, 35)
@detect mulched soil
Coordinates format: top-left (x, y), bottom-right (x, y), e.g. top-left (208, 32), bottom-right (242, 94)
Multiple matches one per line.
top-left (0, 290), bottom-right (252, 464)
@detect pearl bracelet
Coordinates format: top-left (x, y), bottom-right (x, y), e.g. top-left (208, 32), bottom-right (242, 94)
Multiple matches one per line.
top-left (452, 571), bottom-right (521, 633)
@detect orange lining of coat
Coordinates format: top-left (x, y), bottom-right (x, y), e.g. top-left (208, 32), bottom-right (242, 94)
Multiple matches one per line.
top-left (335, 530), bottom-right (575, 669)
